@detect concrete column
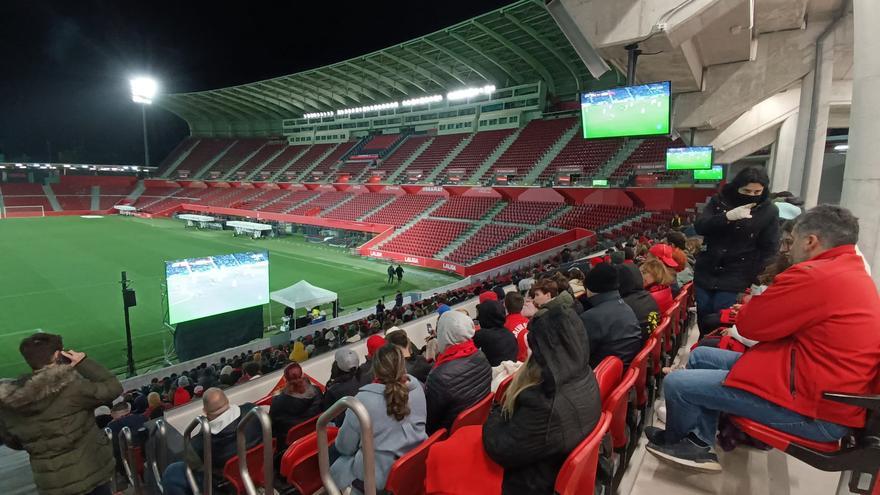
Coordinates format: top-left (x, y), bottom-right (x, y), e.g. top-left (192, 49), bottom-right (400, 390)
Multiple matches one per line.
top-left (787, 76), bottom-right (813, 195)
top-left (800, 31), bottom-right (835, 208)
top-left (771, 112), bottom-right (799, 193)
top-left (841, 0), bottom-right (880, 286)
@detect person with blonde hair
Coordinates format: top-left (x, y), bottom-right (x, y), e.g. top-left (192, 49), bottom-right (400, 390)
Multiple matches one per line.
top-left (331, 345), bottom-right (427, 492)
top-left (483, 295), bottom-right (601, 494)
top-left (640, 258), bottom-right (675, 314)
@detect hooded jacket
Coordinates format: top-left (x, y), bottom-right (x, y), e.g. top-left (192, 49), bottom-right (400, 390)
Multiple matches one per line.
top-left (694, 183), bottom-right (780, 292)
top-left (426, 311), bottom-right (492, 433)
top-left (617, 264), bottom-right (661, 336)
top-left (270, 384), bottom-right (323, 446)
top-left (188, 403), bottom-right (262, 470)
top-left (474, 301), bottom-right (519, 366)
top-left (323, 367), bottom-right (363, 427)
top-left (580, 291), bottom-right (644, 368)
top-left (531, 290), bottom-right (576, 319)
top-left (0, 359), bottom-right (123, 495)
top-left (331, 375), bottom-right (427, 491)
top-left (483, 303), bottom-right (602, 494)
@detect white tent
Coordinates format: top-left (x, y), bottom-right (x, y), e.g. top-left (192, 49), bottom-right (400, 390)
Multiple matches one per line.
top-left (270, 280), bottom-right (338, 311)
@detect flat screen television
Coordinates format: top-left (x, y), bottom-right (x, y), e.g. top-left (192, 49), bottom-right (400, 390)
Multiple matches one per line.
top-left (666, 146), bottom-right (714, 170)
top-left (165, 251), bottom-right (270, 324)
top-left (592, 179), bottom-right (609, 187)
top-left (693, 165), bottom-right (724, 181)
top-left (580, 81), bottom-right (671, 139)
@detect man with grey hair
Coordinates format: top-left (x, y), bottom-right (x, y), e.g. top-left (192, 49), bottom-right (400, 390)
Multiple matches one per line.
top-left (645, 205), bottom-right (880, 473)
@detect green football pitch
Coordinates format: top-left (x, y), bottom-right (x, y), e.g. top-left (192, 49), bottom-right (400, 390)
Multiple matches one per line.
top-left (0, 215), bottom-right (458, 378)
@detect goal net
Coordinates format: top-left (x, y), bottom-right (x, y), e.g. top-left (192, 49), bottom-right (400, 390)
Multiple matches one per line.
top-left (1, 205), bottom-right (46, 218)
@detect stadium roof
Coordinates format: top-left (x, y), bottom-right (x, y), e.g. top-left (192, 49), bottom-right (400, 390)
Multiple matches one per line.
top-left (158, 0), bottom-right (604, 130)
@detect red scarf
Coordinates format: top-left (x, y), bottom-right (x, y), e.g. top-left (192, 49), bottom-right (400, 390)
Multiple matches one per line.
top-left (433, 340), bottom-right (478, 368)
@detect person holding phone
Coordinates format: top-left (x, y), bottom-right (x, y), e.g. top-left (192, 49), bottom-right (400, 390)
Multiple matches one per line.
top-left (0, 332), bottom-right (123, 495)
top-left (693, 167), bottom-right (779, 336)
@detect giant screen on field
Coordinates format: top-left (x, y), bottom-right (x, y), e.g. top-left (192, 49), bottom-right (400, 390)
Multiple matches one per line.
top-left (166, 251), bottom-right (269, 324)
top-left (580, 81), bottom-right (671, 139)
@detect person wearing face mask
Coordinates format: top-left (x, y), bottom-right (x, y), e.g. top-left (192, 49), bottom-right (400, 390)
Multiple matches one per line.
top-left (693, 167), bottom-right (779, 336)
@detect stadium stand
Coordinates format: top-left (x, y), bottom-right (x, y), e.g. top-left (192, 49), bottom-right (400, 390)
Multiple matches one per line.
top-left (437, 129), bottom-right (514, 181)
top-left (287, 191), bottom-right (353, 215)
top-left (380, 219), bottom-right (471, 257)
top-left (232, 142), bottom-right (285, 178)
top-left (372, 135), bottom-right (430, 177)
top-left (541, 132), bottom-right (623, 182)
top-left (173, 139), bottom-right (233, 177)
top-left (481, 117), bottom-right (575, 181)
top-left (253, 144), bottom-right (309, 179)
top-left (430, 196), bottom-right (499, 220)
top-left (445, 224), bottom-right (524, 264)
top-left (610, 138), bottom-right (682, 181)
top-left (322, 193), bottom-right (395, 222)
top-left (550, 204), bottom-right (641, 230)
top-left (258, 190), bottom-right (319, 214)
top-left (363, 195), bottom-right (443, 227)
top-left (200, 139), bottom-right (266, 178)
top-left (360, 133), bottom-right (402, 155)
top-left (401, 134), bottom-right (466, 181)
top-left (493, 201), bottom-right (565, 224)
top-left (0, 183), bottom-right (54, 211)
top-left (306, 141), bottom-right (360, 179)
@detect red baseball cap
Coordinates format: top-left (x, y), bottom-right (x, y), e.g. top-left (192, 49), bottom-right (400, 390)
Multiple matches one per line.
top-left (478, 291), bottom-right (498, 303)
top-left (366, 335), bottom-right (386, 358)
top-left (649, 244), bottom-right (679, 270)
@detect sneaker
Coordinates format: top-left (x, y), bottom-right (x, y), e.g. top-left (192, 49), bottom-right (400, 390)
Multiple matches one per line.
top-left (644, 426), bottom-right (667, 445)
top-left (646, 437), bottom-right (722, 473)
top-left (656, 405), bottom-right (667, 424)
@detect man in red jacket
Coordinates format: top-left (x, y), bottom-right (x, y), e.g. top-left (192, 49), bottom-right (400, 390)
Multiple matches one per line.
top-left (645, 205), bottom-right (880, 473)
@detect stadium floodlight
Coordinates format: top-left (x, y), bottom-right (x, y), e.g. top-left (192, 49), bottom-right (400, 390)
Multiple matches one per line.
top-left (834, 144), bottom-right (849, 152)
top-left (401, 94), bottom-right (443, 107)
top-left (303, 111), bottom-right (334, 119)
top-left (446, 85), bottom-right (496, 101)
top-left (129, 76), bottom-right (159, 167)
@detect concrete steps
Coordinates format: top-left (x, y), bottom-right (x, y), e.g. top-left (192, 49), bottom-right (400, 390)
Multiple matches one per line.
top-left (375, 198), bottom-right (446, 248)
top-left (524, 120), bottom-right (582, 183)
top-left (425, 134), bottom-right (473, 183)
top-left (595, 139), bottom-right (643, 180)
top-left (90, 186), bottom-right (100, 210)
top-left (193, 140), bottom-right (238, 179)
top-left (467, 128), bottom-right (523, 184)
top-left (126, 181), bottom-right (146, 203)
top-left (244, 145), bottom-right (293, 181)
top-left (386, 137), bottom-right (435, 183)
top-left (356, 195), bottom-right (398, 221)
top-left (41, 184), bottom-right (61, 211)
top-left (222, 142), bottom-right (270, 180)
top-left (161, 139), bottom-right (200, 178)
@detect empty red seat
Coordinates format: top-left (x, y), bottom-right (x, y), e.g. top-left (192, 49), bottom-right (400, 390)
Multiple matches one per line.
top-left (222, 439), bottom-right (276, 495)
top-left (594, 356), bottom-right (623, 404)
top-left (554, 412), bottom-right (612, 495)
top-left (384, 428), bottom-right (447, 495)
top-left (450, 393), bottom-right (493, 435)
top-left (280, 428), bottom-right (339, 494)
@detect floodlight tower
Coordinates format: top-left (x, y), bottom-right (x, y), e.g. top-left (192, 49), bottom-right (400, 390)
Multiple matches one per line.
top-left (130, 77), bottom-right (158, 166)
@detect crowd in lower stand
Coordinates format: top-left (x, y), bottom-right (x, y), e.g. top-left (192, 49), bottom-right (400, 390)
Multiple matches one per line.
top-left (2, 168), bottom-right (879, 495)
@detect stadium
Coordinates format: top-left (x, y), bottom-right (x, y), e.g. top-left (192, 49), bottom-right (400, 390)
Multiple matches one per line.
top-left (1, 0), bottom-right (878, 495)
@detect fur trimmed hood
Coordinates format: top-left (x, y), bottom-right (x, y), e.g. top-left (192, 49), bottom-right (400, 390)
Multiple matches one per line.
top-left (0, 364), bottom-right (79, 411)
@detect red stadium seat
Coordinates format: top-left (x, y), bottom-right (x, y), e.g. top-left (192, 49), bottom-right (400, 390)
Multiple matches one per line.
top-left (629, 338), bottom-right (656, 444)
top-left (450, 393), bottom-right (493, 435)
top-left (384, 428), bottom-right (447, 495)
top-left (280, 428), bottom-right (339, 494)
top-left (494, 375), bottom-right (514, 405)
top-left (221, 439), bottom-right (276, 495)
top-left (554, 412), bottom-right (612, 495)
top-left (594, 356), bottom-right (623, 404)
top-left (604, 368), bottom-right (639, 489)
top-left (285, 414), bottom-right (319, 446)
top-left (650, 317), bottom-right (672, 374)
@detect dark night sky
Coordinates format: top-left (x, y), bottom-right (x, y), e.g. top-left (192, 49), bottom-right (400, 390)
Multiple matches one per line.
top-left (0, 0), bottom-right (510, 166)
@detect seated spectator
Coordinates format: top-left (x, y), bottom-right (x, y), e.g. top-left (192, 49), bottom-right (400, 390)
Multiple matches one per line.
top-left (666, 231), bottom-right (694, 286)
top-left (649, 243), bottom-right (684, 296)
top-left (474, 300), bottom-right (519, 366)
top-left (640, 258), bottom-right (675, 314)
top-left (616, 264), bottom-right (661, 336)
top-left (95, 405), bottom-right (113, 429)
top-left (270, 363), bottom-right (323, 447)
top-left (426, 311), bottom-right (492, 434)
top-left (145, 391), bottom-right (166, 420)
top-left (646, 205), bottom-right (880, 472)
top-left (237, 361), bottom-right (261, 384)
top-left (483, 296), bottom-right (602, 494)
top-left (530, 279), bottom-right (577, 321)
top-left (385, 330), bottom-right (432, 384)
top-left (580, 263), bottom-right (643, 367)
top-left (551, 273), bottom-right (584, 313)
top-left (331, 345), bottom-right (428, 492)
top-left (289, 341), bottom-right (309, 363)
top-left (108, 401), bottom-right (147, 476)
top-left (503, 291), bottom-right (530, 362)
top-left (173, 376), bottom-right (192, 406)
top-left (359, 335), bottom-right (386, 385)
top-left (162, 389), bottom-right (262, 495)
top-left (323, 349), bottom-right (364, 426)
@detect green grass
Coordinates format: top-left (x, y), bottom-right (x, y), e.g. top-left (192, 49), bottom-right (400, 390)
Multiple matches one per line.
top-left (0, 216), bottom-right (458, 378)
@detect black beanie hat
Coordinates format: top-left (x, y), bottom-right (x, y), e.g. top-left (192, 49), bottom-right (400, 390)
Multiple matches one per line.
top-left (586, 262), bottom-right (619, 293)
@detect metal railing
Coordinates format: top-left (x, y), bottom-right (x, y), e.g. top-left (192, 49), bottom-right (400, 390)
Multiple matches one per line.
top-left (183, 416), bottom-right (213, 495)
top-left (119, 426), bottom-right (144, 495)
top-left (105, 428), bottom-right (119, 494)
top-left (150, 420), bottom-right (168, 493)
top-left (234, 407), bottom-right (275, 495)
top-left (317, 397), bottom-right (377, 495)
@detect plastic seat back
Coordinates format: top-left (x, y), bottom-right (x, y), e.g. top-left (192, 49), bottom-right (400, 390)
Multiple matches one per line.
top-left (280, 428), bottom-right (339, 494)
top-left (222, 439), bottom-right (276, 495)
top-left (555, 413), bottom-right (612, 495)
top-left (494, 375), bottom-right (514, 405)
top-left (604, 368), bottom-right (638, 450)
top-left (286, 414), bottom-right (320, 446)
top-left (594, 356), bottom-right (623, 405)
top-left (650, 317), bottom-right (671, 371)
top-left (450, 393), bottom-right (493, 435)
top-left (629, 339), bottom-right (655, 408)
top-left (384, 428), bottom-right (447, 495)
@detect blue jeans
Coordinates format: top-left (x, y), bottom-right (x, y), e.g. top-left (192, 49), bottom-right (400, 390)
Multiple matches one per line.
top-left (663, 347), bottom-right (850, 446)
top-left (162, 462), bottom-right (198, 495)
top-left (695, 286), bottom-right (738, 336)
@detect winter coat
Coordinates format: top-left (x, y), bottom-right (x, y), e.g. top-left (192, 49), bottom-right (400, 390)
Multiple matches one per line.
top-left (484, 302), bottom-right (601, 494)
top-left (583, 291), bottom-right (644, 367)
top-left (331, 375), bottom-right (428, 491)
top-left (425, 351), bottom-right (492, 434)
top-left (323, 371), bottom-right (363, 426)
top-left (404, 355), bottom-right (432, 384)
top-left (270, 384), bottom-right (323, 446)
top-left (617, 264), bottom-right (661, 336)
top-left (188, 403), bottom-right (262, 470)
top-left (725, 245), bottom-right (880, 428)
top-left (475, 301), bottom-right (519, 366)
top-left (173, 386), bottom-right (192, 406)
top-left (0, 359), bottom-right (123, 495)
top-left (694, 185), bottom-right (780, 292)
top-left (531, 290), bottom-right (576, 320)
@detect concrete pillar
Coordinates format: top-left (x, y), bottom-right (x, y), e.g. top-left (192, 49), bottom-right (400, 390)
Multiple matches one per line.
top-left (787, 77), bottom-right (813, 195)
top-left (800, 32), bottom-right (835, 208)
top-left (841, 0), bottom-right (880, 286)
top-left (771, 112), bottom-right (799, 192)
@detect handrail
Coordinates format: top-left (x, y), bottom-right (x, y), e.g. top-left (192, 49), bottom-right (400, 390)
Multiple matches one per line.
top-left (105, 428), bottom-right (119, 494)
top-left (183, 416), bottom-right (213, 495)
top-left (119, 426), bottom-right (144, 495)
top-left (235, 407), bottom-right (275, 495)
top-left (317, 396), bottom-right (377, 495)
top-left (151, 420), bottom-right (168, 493)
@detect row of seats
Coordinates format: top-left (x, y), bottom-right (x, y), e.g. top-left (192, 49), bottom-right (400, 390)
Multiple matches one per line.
top-left (374, 135), bottom-right (431, 176)
top-left (258, 144), bottom-right (311, 178)
top-left (482, 118), bottom-right (575, 180)
top-left (542, 131), bottom-right (622, 181)
top-left (360, 133), bottom-right (401, 155)
top-left (259, 190), bottom-right (319, 214)
top-left (399, 134), bottom-right (465, 178)
top-left (439, 129), bottom-right (514, 181)
top-left (202, 139), bottom-right (267, 177)
top-left (232, 143), bottom-right (285, 179)
top-left (445, 224), bottom-right (524, 264)
top-left (610, 139), bottom-right (683, 180)
top-left (288, 191), bottom-right (353, 215)
top-left (322, 193), bottom-right (394, 222)
top-left (550, 205), bottom-right (642, 230)
top-left (380, 219), bottom-right (470, 257)
top-left (431, 196), bottom-right (499, 220)
top-left (174, 139), bottom-right (233, 177)
top-left (493, 201), bottom-right (564, 224)
top-left (363, 195), bottom-right (443, 227)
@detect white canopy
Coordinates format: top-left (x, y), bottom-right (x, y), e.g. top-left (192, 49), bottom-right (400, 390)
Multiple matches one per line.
top-left (270, 280), bottom-right (337, 310)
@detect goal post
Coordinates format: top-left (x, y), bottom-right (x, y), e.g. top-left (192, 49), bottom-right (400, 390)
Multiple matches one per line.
top-left (1, 205), bottom-right (46, 218)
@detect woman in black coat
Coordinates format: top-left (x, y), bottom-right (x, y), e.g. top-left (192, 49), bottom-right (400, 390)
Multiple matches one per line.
top-left (474, 300), bottom-right (519, 366)
top-left (693, 167), bottom-right (779, 336)
top-left (270, 363), bottom-right (323, 446)
top-left (483, 299), bottom-right (602, 494)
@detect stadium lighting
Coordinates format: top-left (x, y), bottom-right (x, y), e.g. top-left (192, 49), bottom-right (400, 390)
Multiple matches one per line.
top-left (303, 111), bottom-right (334, 119)
top-left (446, 85), bottom-right (495, 101)
top-left (834, 144), bottom-right (849, 152)
top-left (401, 94), bottom-right (443, 107)
top-left (336, 101), bottom-right (399, 116)
top-left (129, 76), bottom-right (158, 167)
